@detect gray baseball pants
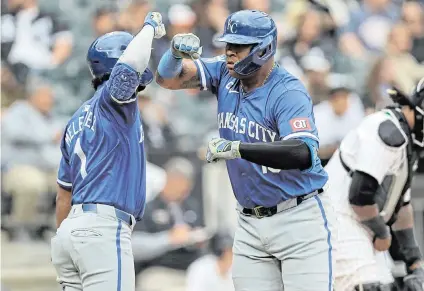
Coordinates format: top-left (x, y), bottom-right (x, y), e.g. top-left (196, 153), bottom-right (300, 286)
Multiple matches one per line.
top-left (232, 192), bottom-right (337, 291)
top-left (51, 204), bottom-right (136, 291)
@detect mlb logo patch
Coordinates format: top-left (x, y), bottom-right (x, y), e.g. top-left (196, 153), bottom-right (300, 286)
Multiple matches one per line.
top-left (290, 118), bottom-right (311, 131)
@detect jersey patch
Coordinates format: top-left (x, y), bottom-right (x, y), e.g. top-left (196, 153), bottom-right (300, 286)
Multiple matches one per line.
top-left (378, 120), bottom-right (406, 147)
top-left (290, 118), bottom-right (311, 131)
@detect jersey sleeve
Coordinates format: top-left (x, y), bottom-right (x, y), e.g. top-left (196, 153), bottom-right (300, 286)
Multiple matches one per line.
top-left (57, 129), bottom-right (72, 190)
top-left (100, 63), bottom-right (141, 125)
top-left (273, 90), bottom-right (319, 143)
top-left (354, 131), bottom-right (402, 184)
top-left (193, 55), bottom-right (226, 95)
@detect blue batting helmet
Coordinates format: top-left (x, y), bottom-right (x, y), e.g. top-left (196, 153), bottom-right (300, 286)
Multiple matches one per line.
top-left (216, 10), bottom-right (277, 76)
top-left (87, 31), bottom-right (153, 87)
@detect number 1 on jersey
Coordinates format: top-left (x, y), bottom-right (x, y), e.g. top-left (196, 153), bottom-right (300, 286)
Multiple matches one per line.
top-left (74, 138), bottom-right (88, 179)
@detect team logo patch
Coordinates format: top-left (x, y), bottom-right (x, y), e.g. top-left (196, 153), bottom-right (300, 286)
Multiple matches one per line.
top-left (290, 118), bottom-right (311, 131)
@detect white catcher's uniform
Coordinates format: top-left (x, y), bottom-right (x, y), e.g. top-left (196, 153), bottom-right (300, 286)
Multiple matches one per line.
top-left (325, 108), bottom-right (415, 290)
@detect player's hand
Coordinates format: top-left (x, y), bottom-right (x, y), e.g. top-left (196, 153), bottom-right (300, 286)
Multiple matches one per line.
top-left (144, 12), bottom-right (166, 39)
top-left (169, 224), bottom-right (192, 246)
top-left (373, 235), bottom-right (392, 252)
top-left (404, 262), bottom-right (424, 291)
top-left (206, 138), bottom-right (241, 163)
top-left (171, 33), bottom-right (203, 60)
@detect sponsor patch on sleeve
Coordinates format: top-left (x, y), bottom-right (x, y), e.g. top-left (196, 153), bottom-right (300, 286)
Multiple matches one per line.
top-left (290, 118), bottom-right (311, 131)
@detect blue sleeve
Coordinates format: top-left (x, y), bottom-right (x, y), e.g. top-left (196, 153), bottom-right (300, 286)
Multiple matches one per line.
top-left (299, 137), bottom-right (320, 173)
top-left (100, 63), bottom-right (141, 126)
top-left (193, 55), bottom-right (226, 95)
top-left (273, 90), bottom-right (319, 143)
top-left (57, 131), bottom-right (72, 190)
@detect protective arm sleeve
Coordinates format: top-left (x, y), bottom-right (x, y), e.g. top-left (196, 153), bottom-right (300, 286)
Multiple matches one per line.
top-left (118, 25), bottom-right (154, 73)
top-left (349, 171), bottom-right (380, 206)
top-left (349, 171), bottom-right (390, 238)
top-left (393, 228), bottom-right (423, 269)
top-left (239, 139), bottom-right (312, 170)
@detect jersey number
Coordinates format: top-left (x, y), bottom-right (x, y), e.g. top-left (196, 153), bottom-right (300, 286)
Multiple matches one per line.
top-left (74, 138), bottom-right (88, 179)
top-left (262, 166), bottom-right (281, 174)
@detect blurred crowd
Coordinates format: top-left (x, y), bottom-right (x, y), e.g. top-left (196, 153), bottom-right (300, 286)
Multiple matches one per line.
top-left (1, 0), bottom-right (424, 290)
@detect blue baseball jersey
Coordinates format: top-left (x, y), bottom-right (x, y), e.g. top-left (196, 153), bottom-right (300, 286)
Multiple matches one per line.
top-left (57, 63), bottom-right (147, 220)
top-left (194, 56), bottom-right (328, 208)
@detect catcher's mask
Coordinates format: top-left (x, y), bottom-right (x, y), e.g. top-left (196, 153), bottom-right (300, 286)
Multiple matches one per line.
top-left (388, 78), bottom-right (424, 147)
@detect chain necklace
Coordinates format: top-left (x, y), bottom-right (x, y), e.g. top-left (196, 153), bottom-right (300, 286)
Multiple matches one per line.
top-left (262, 63), bottom-right (277, 86)
top-left (241, 63), bottom-right (277, 94)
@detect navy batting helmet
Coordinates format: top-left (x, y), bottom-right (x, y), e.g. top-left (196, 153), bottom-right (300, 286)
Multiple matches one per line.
top-left (388, 78), bottom-right (424, 147)
top-left (87, 31), bottom-right (153, 87)
top-left (216, 10), bottom-right (277, 76)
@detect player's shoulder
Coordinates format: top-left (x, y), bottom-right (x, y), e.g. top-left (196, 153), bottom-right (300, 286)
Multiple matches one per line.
top-left (271, 67), bottom-right (310, 99)
top-left (360, 111), bottom-right (407, 148)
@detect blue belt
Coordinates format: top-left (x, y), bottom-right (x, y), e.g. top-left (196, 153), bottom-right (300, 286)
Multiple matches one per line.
top-left (81, 204), bottom-right (133, 226)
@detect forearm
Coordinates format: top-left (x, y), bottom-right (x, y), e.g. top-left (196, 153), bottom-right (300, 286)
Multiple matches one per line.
top-left (238, 139), bottom-right (312, 170)
top-left (392, 205), bottom-right (422, 269)
top-left (118, 25), bottom-right (154, 73)
top-left (155, 50), bottom-right (200, 89)
top-left (132, 231), bottom-right (174, 261)
top-left (56, 187), bottom-right (72, 228)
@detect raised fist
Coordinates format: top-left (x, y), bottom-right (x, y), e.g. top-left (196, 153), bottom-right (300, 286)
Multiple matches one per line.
top-left (144, 12), bottom-right (166, 39)
top-left (171, 33), bottom-right (203, 60)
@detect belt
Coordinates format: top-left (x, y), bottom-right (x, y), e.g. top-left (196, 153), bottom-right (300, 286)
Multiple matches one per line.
top-left (339, 151), bottom-right (354, 177)
top-left (239, 189), bottom-right (324, 219)
top-left (354, 282), bottom-right (396, 291)
top-left (80, 204), bottom-right (134, 227)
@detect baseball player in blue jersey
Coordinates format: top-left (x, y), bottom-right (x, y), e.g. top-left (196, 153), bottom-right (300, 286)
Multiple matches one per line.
top-left (50, 13), bottom-right (166, 291)
top-left (156, 10), bottom-right (336, 291)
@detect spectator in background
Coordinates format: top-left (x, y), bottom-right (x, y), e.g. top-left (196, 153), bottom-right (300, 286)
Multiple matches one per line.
top-left (151, 3), bottom-right (197, 68)
top-left (1, 76), bottom-right (63, 241)
top-left (366, 56), bottom-right (397, 109)
top-left (241, 0), bottom-right (270, 13)
top-left (385, 22), bottom-right (424, 93)
top-left (186, 230), bottom-right (234, 291)
top-left (192, 0), bottom-right (229, 58)
top-left (4, 0), bottom-right (73, 77)
top-left (118, 0), bottom-right (150, 34)
top-left (314, 74), bottom-right (365, 164)
top-left (402, 1), bottom-right (424, 63)
top-left (92, 7), bottom-right (117, 37)
top-left (339, 0), bottom-right (400, 59)
top-left (137, 87), bottom-right (177, 155)
top-left (132, 157), bottom-right (207, 291)
top-left (300, 48), bottom-right (331, 104)
top-left (280, 9), bottom-right (336, 69)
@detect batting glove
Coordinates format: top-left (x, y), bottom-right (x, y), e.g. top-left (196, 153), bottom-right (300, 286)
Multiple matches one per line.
top-left (404, 263), bottom-right (424, 291)
top-left (144, 12), bottom-right (166, 39)
top-left (171, 33), bottom-right (203, 60)
top-left (206, 138), bottom-right (241, 163)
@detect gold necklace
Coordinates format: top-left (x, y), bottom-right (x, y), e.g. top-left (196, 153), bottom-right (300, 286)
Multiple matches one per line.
top-left (262, 63), bottom-right (277, 86)
top-left (242, 63), bottom-right (277, 93)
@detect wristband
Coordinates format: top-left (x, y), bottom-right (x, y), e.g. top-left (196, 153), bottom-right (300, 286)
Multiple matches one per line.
top-left (157, 49), bottom-right (183, 79)
top-left (362, 215), bottom-right (390, 239)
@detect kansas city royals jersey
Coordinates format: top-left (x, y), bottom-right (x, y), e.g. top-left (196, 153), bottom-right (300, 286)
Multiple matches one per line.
top-left (194, 56), bottom-right (328, 208)
top-left (57, 63), bottom-right (147, 220)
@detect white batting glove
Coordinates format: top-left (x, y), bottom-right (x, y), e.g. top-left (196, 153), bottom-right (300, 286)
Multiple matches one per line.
top-left (206, 138), bottom-right (241, 163)
top-left (144, 12), bottom-right (166, 39)
top-left (171, 33), bottom-right (203, 60)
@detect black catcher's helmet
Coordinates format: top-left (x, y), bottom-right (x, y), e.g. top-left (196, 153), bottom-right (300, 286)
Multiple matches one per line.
top-left (388, 78), bottom-right (424, 147)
